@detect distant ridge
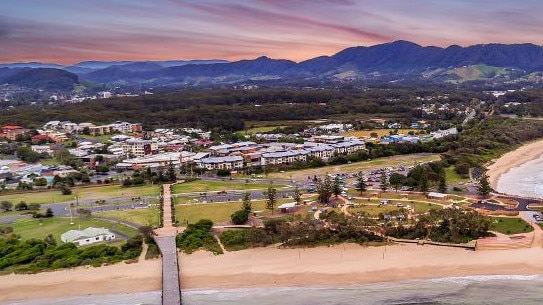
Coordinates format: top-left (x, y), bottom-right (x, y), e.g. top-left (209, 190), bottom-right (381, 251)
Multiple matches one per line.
top-left (3, 40), bottom-right (543, 88)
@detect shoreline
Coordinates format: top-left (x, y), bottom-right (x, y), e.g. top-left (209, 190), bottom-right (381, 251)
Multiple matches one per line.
top-left (486, 139), bottom-right (543, 191)
top-left (179, 243), bottom-right (543, 290)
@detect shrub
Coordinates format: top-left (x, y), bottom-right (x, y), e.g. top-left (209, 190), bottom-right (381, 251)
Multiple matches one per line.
top-left (231, 210), bottom-right (249, 225)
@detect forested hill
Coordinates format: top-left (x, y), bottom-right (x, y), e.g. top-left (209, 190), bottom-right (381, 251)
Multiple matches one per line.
top-left (0, 68), bottom-right (79, 91)
top-left (0, 87), bottom-right (493, 130)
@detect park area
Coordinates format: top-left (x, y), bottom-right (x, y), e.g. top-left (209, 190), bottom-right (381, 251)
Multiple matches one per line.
top-left (0, 184), bottom-right (160, 205)
top-left (175, 198), bottom-right (301, 225)
top-left (9, 217), bottom-right (139, 242)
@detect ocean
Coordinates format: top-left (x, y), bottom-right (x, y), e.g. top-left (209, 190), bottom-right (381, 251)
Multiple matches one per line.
top-left (5, 275), bottom-right (543, 305)
top-left (497, 153), bottom-right (543, 198)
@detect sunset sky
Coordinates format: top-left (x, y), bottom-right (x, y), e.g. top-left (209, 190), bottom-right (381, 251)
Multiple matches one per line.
top-left (2, 0), bottom-right (543, 64)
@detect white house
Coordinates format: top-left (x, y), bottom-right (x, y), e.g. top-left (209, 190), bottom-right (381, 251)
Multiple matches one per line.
top-left (61, 227), bottom-right (116, 246)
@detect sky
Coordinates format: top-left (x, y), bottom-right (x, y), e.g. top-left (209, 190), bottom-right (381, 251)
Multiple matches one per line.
top-left (1, 0), bottom-right (543, 64)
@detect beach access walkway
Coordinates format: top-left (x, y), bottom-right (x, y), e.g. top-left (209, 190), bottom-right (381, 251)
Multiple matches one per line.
top-left (154, 183), bottom-right (182, 305)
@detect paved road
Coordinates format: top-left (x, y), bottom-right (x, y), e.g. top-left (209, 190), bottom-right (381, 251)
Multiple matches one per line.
top-left (470, 195), bottom-right (538, 211)
top-left (0, 214), bottom-right (30, 224)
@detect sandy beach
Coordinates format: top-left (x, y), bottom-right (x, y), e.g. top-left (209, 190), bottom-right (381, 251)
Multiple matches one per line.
top-left (179, 243), bottom-right (543, 289)
top-left (2, 243), bottom-right (543, 303)
top-left (0, 259), bottom-right (161, 304)
top-left (486, 139), bottom-right (543, 190)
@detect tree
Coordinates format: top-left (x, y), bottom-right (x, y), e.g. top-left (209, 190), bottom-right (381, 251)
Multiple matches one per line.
top-left (17, 181), bottom-right (33, 190)
top-left (34, 177), bottom-right (48, 187)
top-left (52, 175), bottom-right (62, 186)
top-left (333, 177), bottom-right (342, 197)
top-left (94, 154), bottom-right (104, 163)
top-left (241, 191), bottom-right (252, 212)
top-left (44, 234), bottom-right (57, 246)
top-left (15, 201), bottom-right (28, 211)
top-left (231, 209), bottom-right (249, 225)
top-left (355, 172), bottom-right (367, 194)
top-left (95, 165), bottom-right (110, 173)
top-left (389, 172), bottom-right (405, 192)
top-left (217, 168), bottom-right (231, 177)
top-left (60, 185), bottom-right (72, 195)
top-left (419, 169), bottom-right (429, 192)
top-left (438, 174), bottom-right (447, 193)
top-left (138, 225), bottom-right (155, 240)
top-left (378, 169), bottom-right (389, 192)
top-left (317, 176), bottom-right (333, 204)
top-left (28, 203), bottom-right (41, 211)
top-left (1, 200), bottom-right (13, 212)
top-left (45, 208), bottom-right (54, 218)
top-left (293, 186), bottom-right (302, 205)
top-left (265, 186), bottom-right (277, 214)
top-left (16, 146), bottom-right (42, 163)
top-left (477, 173), bottom-right (492, 198)
top-left (166, 161), bottom-right (177, 182)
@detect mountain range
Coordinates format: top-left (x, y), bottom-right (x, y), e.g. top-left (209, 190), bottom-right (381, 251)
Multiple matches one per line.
top-left (2, 40), bottom-right (543, 91)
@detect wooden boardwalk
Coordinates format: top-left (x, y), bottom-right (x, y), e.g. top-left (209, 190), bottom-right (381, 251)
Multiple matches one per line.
top-left (154, 184), bottom-right (182, 305)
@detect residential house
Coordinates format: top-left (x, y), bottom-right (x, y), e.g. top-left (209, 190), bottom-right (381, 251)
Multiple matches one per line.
top-left (0, 125), bottom-right (29, 140)
top-left (61, 227), bottom-right (116, 246)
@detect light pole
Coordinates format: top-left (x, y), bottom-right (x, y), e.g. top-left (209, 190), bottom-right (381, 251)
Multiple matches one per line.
top-left (69, 204), bottom-right (74, 225)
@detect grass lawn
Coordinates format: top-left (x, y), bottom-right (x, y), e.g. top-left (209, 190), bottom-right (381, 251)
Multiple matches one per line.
top-left (39, 158), bottom-right (61, 166)
top-left (444, 166), bottom-right (470, 184)
top-left (489, 217), bottom-right (533, 234)
top-left (342, 129), bottom-right (421, 138)
top-left (171, 180), bottom-right (287, 194)
top-left (267, 153), bottom-right (441, 180)
top-left (0, 184), bottom-right (161, 204)
top-left (10, 217), bottom-right (139, 241)
top-left (245, 125), bottom-right (287, 134)
top-left (95, 206), bottom-right (161, 227)
top-left (176, 199), bottom-right (294, 225)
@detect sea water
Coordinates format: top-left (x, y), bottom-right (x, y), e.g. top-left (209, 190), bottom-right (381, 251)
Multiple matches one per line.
top-left (4, 275), bottom-right (543, 305)
top-left (182, 275), bottom-right (543, 305)
top-left (497, 153), bottom-right (543, 198)
top-left (0, 291), bottom-right (161, 305)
